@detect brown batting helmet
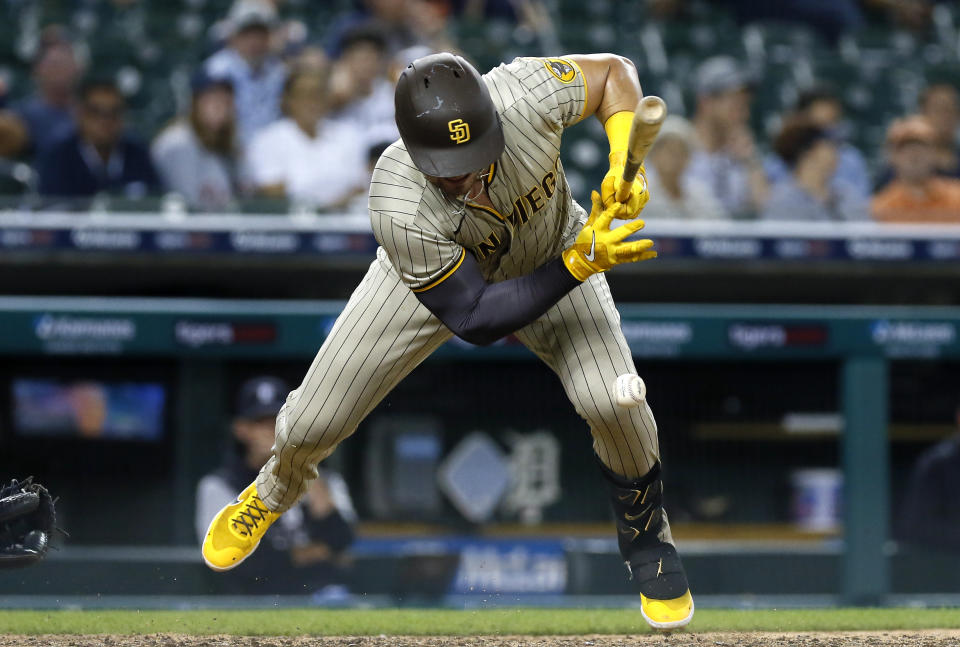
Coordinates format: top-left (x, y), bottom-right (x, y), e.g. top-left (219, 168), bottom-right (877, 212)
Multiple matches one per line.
top-left (394, 53), bottom-right (505, 178)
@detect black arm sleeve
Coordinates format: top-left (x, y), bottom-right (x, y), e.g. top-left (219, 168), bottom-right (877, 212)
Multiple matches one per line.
top-left (414, 250), bottom-right (581, 346)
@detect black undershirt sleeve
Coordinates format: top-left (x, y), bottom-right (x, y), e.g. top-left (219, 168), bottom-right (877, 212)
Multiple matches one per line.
top-left (414, 249), bottom-right (581, 346)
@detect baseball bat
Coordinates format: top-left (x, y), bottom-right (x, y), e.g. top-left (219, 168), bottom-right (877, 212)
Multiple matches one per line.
top-left (615, 95), bottom-right (668, 203)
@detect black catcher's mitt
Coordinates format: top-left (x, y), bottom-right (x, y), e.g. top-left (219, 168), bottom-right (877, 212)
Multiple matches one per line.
top-left (0, 477), bottom-right (58, 568)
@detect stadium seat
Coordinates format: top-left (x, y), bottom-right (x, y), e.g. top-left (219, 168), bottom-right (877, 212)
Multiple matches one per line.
top-left (744, 21), bottom-right (825, 67)
top-left (239, 197), bottom-right (291, 215)
top-left (101, 196), bottom-right (168, 213)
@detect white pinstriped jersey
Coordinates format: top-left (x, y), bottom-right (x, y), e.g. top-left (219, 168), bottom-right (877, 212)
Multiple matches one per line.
top-left (256, 58), bottom-right (668, 514)
top-left (369, 56), bottom-right (590, 292)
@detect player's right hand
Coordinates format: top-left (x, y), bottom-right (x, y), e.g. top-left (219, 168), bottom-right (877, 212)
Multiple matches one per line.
top-left (601, 153), bottom-right (649, 218)
top-left (562, 191), bottom-right (657, 282)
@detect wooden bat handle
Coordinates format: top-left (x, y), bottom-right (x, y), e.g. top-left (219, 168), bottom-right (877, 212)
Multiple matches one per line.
top-left (615, 95), bottom-right (668, 203)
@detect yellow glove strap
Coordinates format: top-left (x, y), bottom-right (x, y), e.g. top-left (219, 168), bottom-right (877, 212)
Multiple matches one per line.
top-left (561, 248), bottom-right (597, 282)
top-left (604, 110), bottom-right (634, 165)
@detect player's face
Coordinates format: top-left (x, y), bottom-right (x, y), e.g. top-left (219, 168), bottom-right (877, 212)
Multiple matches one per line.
top-left (79, 89), bottom-right (124, 148)
top-left (650, 137), bottom-right (690, 179)
top-left (231, 25), bottom-right (271, 65)
top-left (368, 0), bottom-right (409, 22)
top-left (425, 170), bottom-right (483, 199)
top-left (342, 42), bottom-right (384, 86)
top-left (36, 44), bottom-right (80, 91)
top-left (806, 100), bottom-right (842, 129)
top-left (804, 140), bottom-right (838, 179)
top-left (234, 416), bottom-right (277, 465)
top-left (710, 88), bottom-right (750, 127)
top-left (194, 86), bottom-right (234, 131)
top-left (891, 140), bottom-right (936, 183)
top-left (285, 74), bottom-right (326, 127)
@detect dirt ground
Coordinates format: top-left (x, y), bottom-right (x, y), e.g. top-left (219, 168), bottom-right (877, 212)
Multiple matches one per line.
top-left (3, 631), bottom-right (960, 647)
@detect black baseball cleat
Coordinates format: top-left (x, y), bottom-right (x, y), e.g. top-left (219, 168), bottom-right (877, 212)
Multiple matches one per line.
top-left (599, 459), bottom-right (694, 631)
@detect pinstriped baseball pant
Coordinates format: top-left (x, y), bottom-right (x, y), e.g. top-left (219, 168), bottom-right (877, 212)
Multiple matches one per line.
top-left (257, 250), bottom-right (664, 521)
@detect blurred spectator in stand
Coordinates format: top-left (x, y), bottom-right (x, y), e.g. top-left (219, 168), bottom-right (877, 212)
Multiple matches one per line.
top-left (327, 24), bottom-right (398, 146)
top-left (245, 67), bottom-right (367, 210)
top-left (205, 0), bottom-right (286, 145)
top-left (327, 0), bottom-right (418, 58)
top-left (196, 376), bottom-right (356, 594)
top-left (0, 27), bottom-right (82, 160)
top-left (897, 408), bottom-right (960, 553)
top-left (645, 0), bottom-right (686, 19)
top-left (875, 84), bottom-right (960, 189)
top-left (918, 83), bottom-right (960, 179)
top-left (37, 78), bottom-right (159, 199)
top-left (0, 82), bottom-right (26, 159)
top-left (388, 45), bottom-right (436, 84)
top-left (649, 0), bottom-right (863, 45)
top-left (635, 116), bottom-right (725, 220)
top-left (292, 46), bottom-right (329, 75)
top-left (766, 84), bottom-right (870, 213)
top-left (152, 72), bottom-right (238, 212)
top-left (408, 0), bottom-right (460, 54)
top-left (872, 116), bottom-right (960, 223)
top-left (649, 0), bottom-right (943, 45)
top-left (685, 56), bottom-right (769, 217)
top-left (458, 0), bottom-right (518, 19)
top-left (861, 0), bottom-right (934, 34)
top-left (0, 75), bottom-right (33, 196)
top-left (763, 118), bottom-right (867, 220)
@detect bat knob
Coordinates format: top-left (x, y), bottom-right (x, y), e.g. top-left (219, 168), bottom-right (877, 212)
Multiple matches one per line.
top-left (638, 96), bottom-right (667, 124)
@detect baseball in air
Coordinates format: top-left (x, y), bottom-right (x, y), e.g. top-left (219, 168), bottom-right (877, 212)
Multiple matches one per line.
top-left (613, 373), bottom-right (646, 407)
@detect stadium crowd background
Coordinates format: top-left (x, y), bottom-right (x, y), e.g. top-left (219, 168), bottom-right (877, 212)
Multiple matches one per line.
top-left (0, 0), bottom-right (959, 221)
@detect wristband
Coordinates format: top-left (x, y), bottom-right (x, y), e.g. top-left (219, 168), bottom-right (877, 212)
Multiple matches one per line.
top-left (604, 110), bottom-right (634, 165)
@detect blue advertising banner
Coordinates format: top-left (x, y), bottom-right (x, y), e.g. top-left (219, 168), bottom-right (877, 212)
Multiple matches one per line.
top-left (3, 213), bottom-right (960, 262)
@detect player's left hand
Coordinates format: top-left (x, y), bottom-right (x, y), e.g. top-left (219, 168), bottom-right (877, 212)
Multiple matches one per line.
top-left (601, 152), bottom-right (649, 218)
top-left (562, 191), bottom-right (656, 282)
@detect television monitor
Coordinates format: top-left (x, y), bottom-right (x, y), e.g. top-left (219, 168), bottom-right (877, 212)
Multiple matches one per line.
top-left (11, 378), bottom-right (166, 441)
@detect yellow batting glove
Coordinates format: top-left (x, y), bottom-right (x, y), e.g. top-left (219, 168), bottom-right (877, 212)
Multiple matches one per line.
top-left (601, 152), bottom-right (649, 217)
top-left (562, 190), bottom-right (657, 282)
top-left (602, 110), bottom-right (650, 218)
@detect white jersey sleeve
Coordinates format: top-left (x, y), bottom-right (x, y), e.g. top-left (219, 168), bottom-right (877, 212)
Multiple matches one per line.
top-left (369, 142), bottom-right (466, 292)
top-left (491, 57), bottom-right (588, 132)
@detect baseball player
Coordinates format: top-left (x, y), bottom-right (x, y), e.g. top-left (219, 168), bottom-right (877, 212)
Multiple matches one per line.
top-left (203, 52), bottom-right (693, 630)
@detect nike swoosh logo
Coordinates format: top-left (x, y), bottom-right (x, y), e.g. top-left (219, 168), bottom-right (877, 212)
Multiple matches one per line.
top-left (584, 231), bottom-right (596, 262)
top-left (618, 485), bottom-right (650, 506)
top-left (618, 526), bottom-right (640, 542)
top-left (624, 504), bottom-right (654, 521)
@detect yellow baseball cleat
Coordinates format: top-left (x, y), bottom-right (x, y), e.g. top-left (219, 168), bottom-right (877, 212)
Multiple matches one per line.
top-left (202, 482), bottom-right (280, 572)
top-left (641, 588), bottom-right (695, 631)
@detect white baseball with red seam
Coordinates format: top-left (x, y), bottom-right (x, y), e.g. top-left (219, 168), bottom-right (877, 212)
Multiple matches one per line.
top-left (613, 373), bottom-right (646, 407)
